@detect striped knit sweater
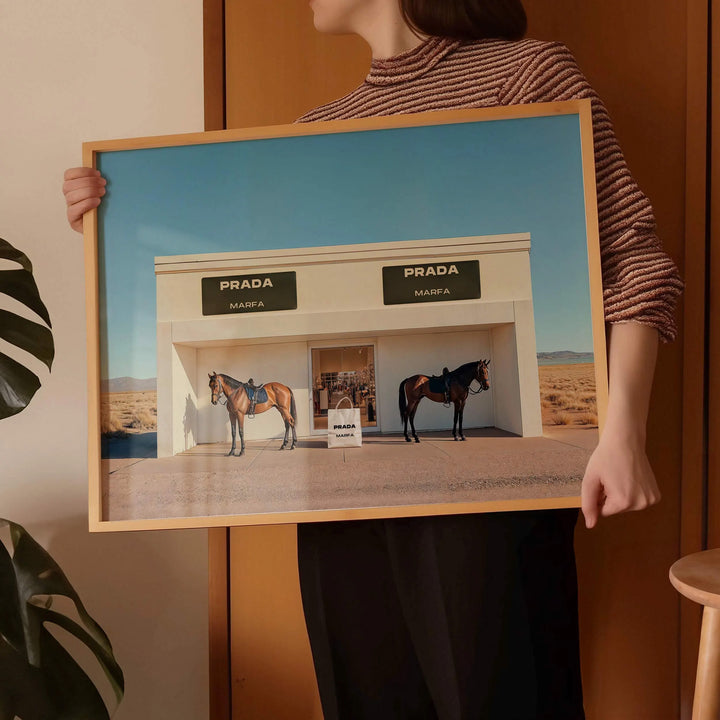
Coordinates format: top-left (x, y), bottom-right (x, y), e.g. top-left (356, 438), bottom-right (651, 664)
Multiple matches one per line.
top-left (298, 37), bottom-right (683, 342)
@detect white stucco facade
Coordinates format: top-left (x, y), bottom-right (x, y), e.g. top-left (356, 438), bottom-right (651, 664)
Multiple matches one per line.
top-left (155, 234), bottom-right (543, 457)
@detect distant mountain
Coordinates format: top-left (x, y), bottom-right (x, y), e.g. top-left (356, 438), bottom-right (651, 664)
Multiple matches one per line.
top-left (537, 351), bottom-right (593, 360)
top-left (102, 377), bottom-right (157, 393)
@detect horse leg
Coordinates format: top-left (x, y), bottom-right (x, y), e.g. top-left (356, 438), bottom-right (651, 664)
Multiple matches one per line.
top-left (276, 404), bottom-right (295, 450)
top-left (236, 414), bottom-right (246, 456)
top-left (277, 406), bottom-right (288, 450)
top-left (458, 401), bottom-right (466, 441)
top-left (281, 421), bottom-right (289, 450)
top-left (453, 404), bottom-right (459, 440)
top-left (280, 416), bottom-right (290, 450)
top-left (227, 413), bottom-right (237, 456)
top-left (281, 419), bottom-right (297, 450)
top-left (409, 401), bottom-right (421, 443)
top-left (402, 407), bottom-right (410, 442)
top-left (404, 399), bottom-right (417, 442)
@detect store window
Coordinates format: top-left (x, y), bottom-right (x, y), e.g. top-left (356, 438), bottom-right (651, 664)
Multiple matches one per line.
top-left (311, 345), bottom-right (377, 431)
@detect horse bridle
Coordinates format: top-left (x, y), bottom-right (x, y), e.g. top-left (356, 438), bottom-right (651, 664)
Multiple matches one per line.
top-left (211, 378), bottom-right (228, 406)
top-left (467, 362), bottom-right (490, 395)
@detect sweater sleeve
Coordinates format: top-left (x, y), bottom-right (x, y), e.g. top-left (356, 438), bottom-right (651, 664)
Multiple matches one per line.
top-left (499, 42), bottom-right (683, 342)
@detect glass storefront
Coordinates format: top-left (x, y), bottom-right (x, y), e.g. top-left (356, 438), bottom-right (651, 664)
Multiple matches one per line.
top-left (311, 345), bottom-right (377, 431)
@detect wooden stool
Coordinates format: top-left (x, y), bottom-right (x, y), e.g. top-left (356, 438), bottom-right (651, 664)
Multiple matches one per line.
top-left (670, 549), bottom-right (720, 720)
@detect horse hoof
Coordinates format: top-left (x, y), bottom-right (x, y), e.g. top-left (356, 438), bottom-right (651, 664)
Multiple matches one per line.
top-left (414, 438), bottom-right (420, 444)
top-left (460, 436), bottom-right (466, 442)
top-left (453, 436), bottom-right (459, 441)
top-left (405, 436), bottom-right (412, 443)
top-left (227, 451), bottom-right (234, 456)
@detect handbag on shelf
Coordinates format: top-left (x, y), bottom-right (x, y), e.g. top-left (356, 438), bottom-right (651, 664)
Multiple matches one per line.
top-left (327, 396), bottom-right (362, 448)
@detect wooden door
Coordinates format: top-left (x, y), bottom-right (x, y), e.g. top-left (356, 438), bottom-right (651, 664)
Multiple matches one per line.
top-left (208, 2), bottom-right (707, 718)
top-left (225, 1), bottom-right (370, 127)
top-left (709, 0), bottom-right (720, 549)
top-left (525, 4), bottom-right (702, 718)
top-left (219, 6), bottom-right (370, 718)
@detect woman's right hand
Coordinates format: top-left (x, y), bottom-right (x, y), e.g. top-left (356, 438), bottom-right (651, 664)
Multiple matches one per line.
top-left (63, 167), bottom-right (107, 233)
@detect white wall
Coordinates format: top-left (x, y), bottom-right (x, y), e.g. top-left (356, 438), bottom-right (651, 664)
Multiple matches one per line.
top-left (0, 1), bottom-right (209, 718)
top-left (174, 343), bottom-right (200, 453)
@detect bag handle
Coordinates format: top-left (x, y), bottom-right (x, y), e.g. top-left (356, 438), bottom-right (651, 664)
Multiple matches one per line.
top-left (335, 396), bottom-right (354, 410)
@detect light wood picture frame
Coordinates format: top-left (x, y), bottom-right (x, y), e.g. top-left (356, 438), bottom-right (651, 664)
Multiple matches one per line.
top-left (84, 100), bottom-right (606, 532)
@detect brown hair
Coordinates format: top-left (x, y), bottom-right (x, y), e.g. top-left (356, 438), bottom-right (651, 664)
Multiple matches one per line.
top-left (400, 0), bottom-right (527, 41)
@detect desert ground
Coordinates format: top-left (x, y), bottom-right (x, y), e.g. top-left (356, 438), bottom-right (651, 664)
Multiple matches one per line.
top-left (101, 391), bottom-right (157, 436)
top-left (101, 428), bottom-right (592, 523)
top-left (538, 363), bottom-right (597, 428)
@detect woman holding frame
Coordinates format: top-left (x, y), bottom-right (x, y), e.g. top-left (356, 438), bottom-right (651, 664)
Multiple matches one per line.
top-left (64, 1), bottom-right (682, 717)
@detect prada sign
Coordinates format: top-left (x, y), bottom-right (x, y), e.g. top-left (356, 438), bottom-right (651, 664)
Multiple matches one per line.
top-left (382, 261), bottom-right (481, 305)
top-left (201, 271), bottom-right (297, 315)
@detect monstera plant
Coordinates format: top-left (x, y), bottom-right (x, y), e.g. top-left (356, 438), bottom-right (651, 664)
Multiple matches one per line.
top-left (0, 238), bottom-right (54, 418)
top-left (0, 520), bottom-right (124, 719)
top-left (0, 238), bottom-right (124, 718)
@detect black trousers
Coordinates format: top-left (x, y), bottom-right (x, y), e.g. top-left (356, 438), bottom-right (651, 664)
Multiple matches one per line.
top-left (297, 510), bottom-right (584, 720)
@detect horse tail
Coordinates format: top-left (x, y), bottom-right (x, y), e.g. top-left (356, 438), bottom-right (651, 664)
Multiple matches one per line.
top-left (398, 378), bottom-right (408, 418)
top-left (290, 389), bottom-right (297, 424)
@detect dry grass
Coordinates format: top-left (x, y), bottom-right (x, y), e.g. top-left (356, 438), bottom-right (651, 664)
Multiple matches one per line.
top-left (539, 363), bottom-right (598, 429)
top-left (101, 412), bottom-right (128, 438)
top-left (101, 391), bottom-right (157, 436)
top-left (127, 410), bottom-right (155, 429)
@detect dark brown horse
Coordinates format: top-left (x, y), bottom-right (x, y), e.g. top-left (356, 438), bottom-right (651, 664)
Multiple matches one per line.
top-left (398, 360), bottom-right (490, 443)
top-left (208, 372), bottom-right (297, 456)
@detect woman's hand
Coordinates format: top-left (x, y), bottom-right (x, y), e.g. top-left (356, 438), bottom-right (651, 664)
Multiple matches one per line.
top-left (581, 322), bottom-right (660, 528)
top-left (63, 167), bottom-right (106, 233)
top-left (581, 422), bottom-right (660, 528)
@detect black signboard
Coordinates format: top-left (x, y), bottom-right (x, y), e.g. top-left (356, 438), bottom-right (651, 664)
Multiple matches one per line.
top-left (382, 260), bottom-right (481, 305)
top-left (202, 271), bottom-right (297, 315)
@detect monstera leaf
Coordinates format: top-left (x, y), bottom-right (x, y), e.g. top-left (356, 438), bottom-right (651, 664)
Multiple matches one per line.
top-left (0, 238), bottom-right (54, 419)
top-left (0, 519), bottom-right (124, 719)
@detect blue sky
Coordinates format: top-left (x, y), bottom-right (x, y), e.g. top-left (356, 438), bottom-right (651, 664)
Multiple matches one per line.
top-left (97, 113), bottom-right (594, 380)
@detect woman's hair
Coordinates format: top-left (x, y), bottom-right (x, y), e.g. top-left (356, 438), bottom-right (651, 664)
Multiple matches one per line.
top-left (400, 0), bottom-right (527, 41)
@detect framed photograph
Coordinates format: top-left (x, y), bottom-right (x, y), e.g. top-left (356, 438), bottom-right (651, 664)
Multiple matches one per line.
top-left (84, 100), bottom-right (607, 531)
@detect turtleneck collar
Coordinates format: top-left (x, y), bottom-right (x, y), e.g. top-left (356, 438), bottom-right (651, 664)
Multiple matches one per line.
top-left (366, 36), bottom-right (461, 86)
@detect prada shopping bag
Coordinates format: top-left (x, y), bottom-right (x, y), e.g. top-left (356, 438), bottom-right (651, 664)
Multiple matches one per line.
top-left (327, 397), bottom-right (362, 448)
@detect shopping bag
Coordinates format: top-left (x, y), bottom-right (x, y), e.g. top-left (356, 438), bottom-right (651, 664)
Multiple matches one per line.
top-left (327, 396), bottom-right (362, 448)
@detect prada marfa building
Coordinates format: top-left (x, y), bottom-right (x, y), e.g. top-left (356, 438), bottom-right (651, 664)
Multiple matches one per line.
top-left (154, 234), bottom-right (542, 457)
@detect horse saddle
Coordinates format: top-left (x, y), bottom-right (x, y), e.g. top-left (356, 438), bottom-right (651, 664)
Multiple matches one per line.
top-left (427, 375), bottom-right (450, 395)
top-left (244, 383), bottom-right (268, 405)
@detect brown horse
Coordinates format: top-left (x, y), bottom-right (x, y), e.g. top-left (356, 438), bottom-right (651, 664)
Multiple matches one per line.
top-left (398, 360), bottom-right (490, 443)
top-left (208, 372), bottom-right (297, 456)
